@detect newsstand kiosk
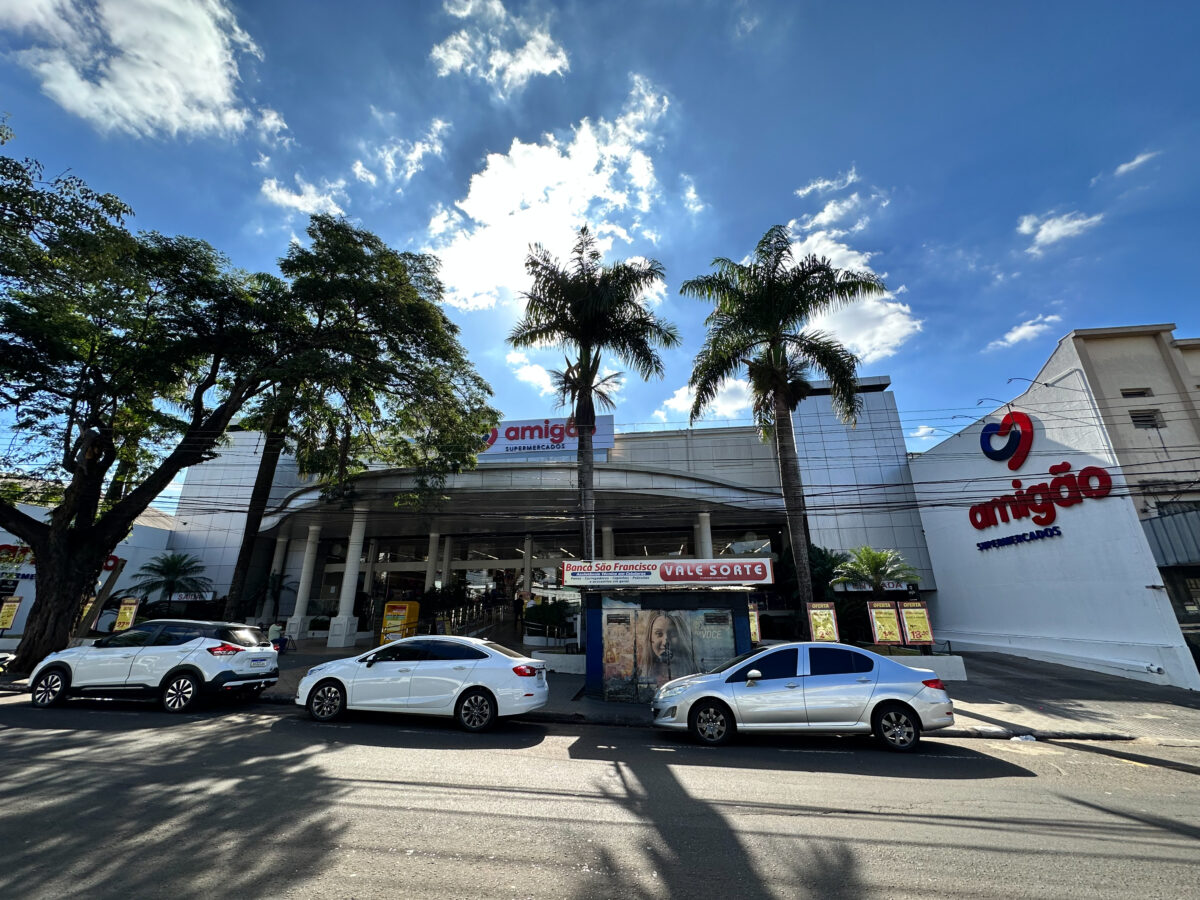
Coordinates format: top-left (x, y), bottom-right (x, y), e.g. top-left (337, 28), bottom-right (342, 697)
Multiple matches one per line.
top-left (562, 558), bottom-right (775, 702)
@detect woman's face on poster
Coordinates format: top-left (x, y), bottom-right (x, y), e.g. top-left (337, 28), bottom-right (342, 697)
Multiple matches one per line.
top-left (650, 615), bottom-right (674, 661)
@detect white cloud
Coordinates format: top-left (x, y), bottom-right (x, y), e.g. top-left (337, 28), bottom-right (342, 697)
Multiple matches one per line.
top-left (784, 222), bottom-right (922, 363)
top-left (0, 0), bottom-right (263, 138)
top-left (373, 119), bottom-right (450, 188)
top-left (798, 192), bottom-right (864, 231)
top-left (1017, 210), bottom-right (1104, 255)
top-left (653, 381), bottom-right (753, 424)
top-left (505, 350), bottom-right (555, 396)
top-left (908, 426), bottom-right (940, 440)
top-left (351, 160), bottom-right (377, 186)
top-left (260, 175), bottom-right (347, 216)
top-left (682, 175), bottom-right (704, 214)
top-left (257, 108), bottom-right (290, 145)
top-left (426, 75), bottom-right (670, 311)
top-left (431, 0), bottom-right (568, 98)
top-left (985, 314), bottom-right (1063, 351)
top-left (1114, 151), bottom-right (1160, 177)
top-left (795, 166), bottom-right (859, 198)
top-left (252, 152), bottom-right (271, 170)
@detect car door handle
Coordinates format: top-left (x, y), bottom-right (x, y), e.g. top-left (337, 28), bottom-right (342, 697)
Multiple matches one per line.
top-left (394, 667), bottom-right (410, 672)
top-left (453, 666), bottom-right (467, 671)
top-left (785, 683), bottom-right (799, 689)
top-left (856, 677), bottom-right (872, 683)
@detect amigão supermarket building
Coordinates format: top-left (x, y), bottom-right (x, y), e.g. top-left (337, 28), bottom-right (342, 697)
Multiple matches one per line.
top-left (3, 339), bottom-right (1198, 690)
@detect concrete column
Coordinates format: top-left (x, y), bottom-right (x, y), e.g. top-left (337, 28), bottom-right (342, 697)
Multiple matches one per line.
top-left (328, 507), bottom-right (368, 648)
top-left (286, 524), bottom-right (321, 640)
top-left (697, 512), bottom-right (714, 558)
top-left (258, 534), bottom-right (290, 621)
top-left (424, 531), bottom-right (440, 591)
top-left (601, 526), bottom-right (614, 560)
top-left (440, 536), bottom-right (454, 589)
top-left (523, 534), bottom-right (533, 594)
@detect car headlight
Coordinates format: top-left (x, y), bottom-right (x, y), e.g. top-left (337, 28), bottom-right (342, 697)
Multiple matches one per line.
top-left (656, 683), bottom-right (691, 701)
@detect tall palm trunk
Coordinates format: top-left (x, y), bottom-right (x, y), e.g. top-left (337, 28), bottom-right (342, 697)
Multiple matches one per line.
top-left (773, 393), bottom-right (813, 630)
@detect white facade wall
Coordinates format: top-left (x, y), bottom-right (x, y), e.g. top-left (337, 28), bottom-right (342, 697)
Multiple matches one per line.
top-left (911, 339), bottom-right (1200, 690)
top-left (0, 505), bottom-right (173, 645)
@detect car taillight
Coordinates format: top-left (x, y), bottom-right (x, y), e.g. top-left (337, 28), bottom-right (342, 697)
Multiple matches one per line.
top-left (922, 678), bottom-right (945, 691)
top-left (207, 643), bottom-right (243, 657)
top-left (512, 665), bottom-right (538, 677)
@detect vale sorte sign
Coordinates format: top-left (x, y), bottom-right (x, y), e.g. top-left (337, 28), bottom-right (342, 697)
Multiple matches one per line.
top-left (563, 558), bottom-right (774, 588)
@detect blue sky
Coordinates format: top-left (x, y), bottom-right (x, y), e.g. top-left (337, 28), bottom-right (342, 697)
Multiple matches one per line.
top-left (3, 0), bottom-right (1198, 453)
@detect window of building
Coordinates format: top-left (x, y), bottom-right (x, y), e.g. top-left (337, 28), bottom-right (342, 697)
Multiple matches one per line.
top-left (1120, 387), bottom-right (1153, 398)
top-left (1130, 409), bottom-right (1164, 429)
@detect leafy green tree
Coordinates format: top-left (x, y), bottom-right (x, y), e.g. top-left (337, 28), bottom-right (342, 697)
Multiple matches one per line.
top-left (509, 226), bottom-right (679, 558)
top-left (808, 543), bottom-right (849, 602)
top-left (832, 546), bottom-right (920, 601)
top-left (128, 552), bottom-right (214, 616)
top-left (681, 224), bottom-right (885, 627)
top-left (222, 215), bottom-right (498, 619)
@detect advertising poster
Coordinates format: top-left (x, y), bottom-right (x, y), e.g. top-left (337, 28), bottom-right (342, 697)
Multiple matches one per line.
top-left (806, 602), bottom-right (840, 642)
top-left (602, 603), bottom-right (736, 702)
top-left (564, 558), bottom-right (774, 588)
top-left (899, 601), bottom-right (934, 645)
top-left (867, 601), bottom-right (903, 644)
top-left (748, 601), bottom-right (761, 644)
top-left (114, 598), bottom-right (139, 632)
top-left (381, 600), bottom-right (420, 643)
top-left (0, 598), bottom-right (20, 631)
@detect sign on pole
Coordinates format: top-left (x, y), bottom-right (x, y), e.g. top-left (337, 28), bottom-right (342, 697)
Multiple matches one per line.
top-left (898, 600), bottom-right (934, 645)
top-left (867, 601), bottom-right (903, 644)
top-left (114, 598), bottom-right (140, 632)
top-left (806, 602), bottom-right (840, 642)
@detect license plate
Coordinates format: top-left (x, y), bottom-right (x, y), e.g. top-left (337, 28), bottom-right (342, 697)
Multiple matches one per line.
top-left (249, 658), bottom-right (268, 668)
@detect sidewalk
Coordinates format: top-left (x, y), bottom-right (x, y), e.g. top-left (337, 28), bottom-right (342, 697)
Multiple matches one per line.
top-left (7, 635), bottom-right (1200, 742)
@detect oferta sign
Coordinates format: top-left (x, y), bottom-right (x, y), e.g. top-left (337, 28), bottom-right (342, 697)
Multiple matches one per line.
top-left (480, 415), bottom-right (615, 455)
top-left (563, 558), bottom-right (774, 587)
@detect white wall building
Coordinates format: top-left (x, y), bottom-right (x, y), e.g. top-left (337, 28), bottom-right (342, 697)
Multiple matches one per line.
top-left (911, 324), bottom-right (1200, 690)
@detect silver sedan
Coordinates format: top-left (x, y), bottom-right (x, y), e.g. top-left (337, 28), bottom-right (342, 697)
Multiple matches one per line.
top-left (650, 642), bottom-right (954, 751)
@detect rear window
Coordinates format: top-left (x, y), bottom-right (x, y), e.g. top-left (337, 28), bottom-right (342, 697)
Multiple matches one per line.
top-left (425, 640), bottom-right (488, 661)
top-left (483, 642), bottom-right (524, 659)
top-left (221, 627), bottom-right (268, 647)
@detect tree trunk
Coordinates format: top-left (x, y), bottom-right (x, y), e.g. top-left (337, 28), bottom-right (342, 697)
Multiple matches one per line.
top-left (224, 426), bottom-right (288, 620)
top-left (575, 367), bottom-right (597, 560)
top-left (12, 544), bottom-right (99, 673)
top-left (773, 395), bottom-right (813, 632)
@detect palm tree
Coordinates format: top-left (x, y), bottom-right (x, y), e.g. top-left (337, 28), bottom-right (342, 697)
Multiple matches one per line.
top-left (509, 226), bottom-right (680, 558)
top-left (831, 546), bottom-right (921, 602)
top-left (681, 224), bottom-right (885, 628)
top-left (128, 553), bottom-right (213, 617)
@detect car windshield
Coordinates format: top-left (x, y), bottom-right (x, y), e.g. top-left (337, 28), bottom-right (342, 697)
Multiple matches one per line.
top-left (707, 648), bottom-right (766, 673)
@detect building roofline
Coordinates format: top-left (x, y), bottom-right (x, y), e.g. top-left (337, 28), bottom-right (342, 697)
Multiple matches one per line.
top-left (1065, 323), bottom-right (1176, 340)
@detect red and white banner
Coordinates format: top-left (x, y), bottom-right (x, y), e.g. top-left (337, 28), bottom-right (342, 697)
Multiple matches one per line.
top-left (562, 558), bottom-right (774, 588)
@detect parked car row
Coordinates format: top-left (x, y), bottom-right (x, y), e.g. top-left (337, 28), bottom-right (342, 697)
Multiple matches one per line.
top-left (27, 626), bottom-right (955, 751)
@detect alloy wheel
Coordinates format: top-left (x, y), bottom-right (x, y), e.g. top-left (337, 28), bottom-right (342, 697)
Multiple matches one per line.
top-left (880, 710), bottom-right (915, 748)
top-left (695, 705), bottom-right (727, 742)
top-left (460, 694), bottom-right (492, 729)
top-left (311, 684), bottom-right (343, 720)
top-left (163, 676), bottom-right (196, 712)
top-left (33, 671), bottom-right (64, 706)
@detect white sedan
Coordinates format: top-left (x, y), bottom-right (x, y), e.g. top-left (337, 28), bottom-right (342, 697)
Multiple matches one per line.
top-left (295, 635), bottom-right (548, 731)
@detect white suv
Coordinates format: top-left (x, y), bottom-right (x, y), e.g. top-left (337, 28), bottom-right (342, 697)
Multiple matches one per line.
top-left (29, 619), bottom-right (279, 713)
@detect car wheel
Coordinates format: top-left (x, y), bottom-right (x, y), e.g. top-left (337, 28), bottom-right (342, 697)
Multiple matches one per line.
top-left (307, 680), bottom-right (346, 722)
top-left (872, 702), bottom-right (921, 752)
top-left (688, 698), bottom-right (734, 746)
top-left (31, 668), bottom-right (68, 708)
top-left (161, 672), bottom-right (201, 713)
top-left (455, 688), bottom-right (496, 732)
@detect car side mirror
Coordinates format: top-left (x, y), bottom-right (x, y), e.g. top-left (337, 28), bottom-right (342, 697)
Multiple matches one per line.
top-left (362, 654), bottom-right (376, 667)
top-left (746, 669), bottom-right (763, 684)
top-left (93, 637), bottom-right (109, 648)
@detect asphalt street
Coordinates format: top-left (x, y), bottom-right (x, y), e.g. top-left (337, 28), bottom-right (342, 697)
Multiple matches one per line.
top-left (0, 694), bottom-right (1196, 899)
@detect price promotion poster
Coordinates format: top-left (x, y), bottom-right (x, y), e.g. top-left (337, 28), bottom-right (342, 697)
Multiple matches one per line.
top-left (114, 598), bottom-right (140, 632)
top-left (0, 598), bottom-right (20, 632)
top-left (806, 602), bottom-right (840, 642)
top-left (899, 601), bottom-right (934, 645)
top-left (867, 601), bottom-right (903, 644)
top-left (381, 600), bottom-right (420, 642)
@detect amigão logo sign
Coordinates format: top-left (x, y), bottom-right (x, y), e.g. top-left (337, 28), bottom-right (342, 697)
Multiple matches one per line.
top-left (969, 411), bottom-right (1114, 545)
top-left (480, 415), bottom-right (615, 455)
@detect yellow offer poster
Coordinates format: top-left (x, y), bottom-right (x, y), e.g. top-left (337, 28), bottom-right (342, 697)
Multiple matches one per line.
top-left (899, 601), bottom-right (934, 645)
top-left (114, 598), bottom-right (139, 632)
top-left (381, 600), bottom-right (420, 643)
top-left (806, 602), bottom-right (840, 642)
top-left (0, 598), bottom-right (20, 630)
top-left (868, 601), bottom-right (903, 644)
